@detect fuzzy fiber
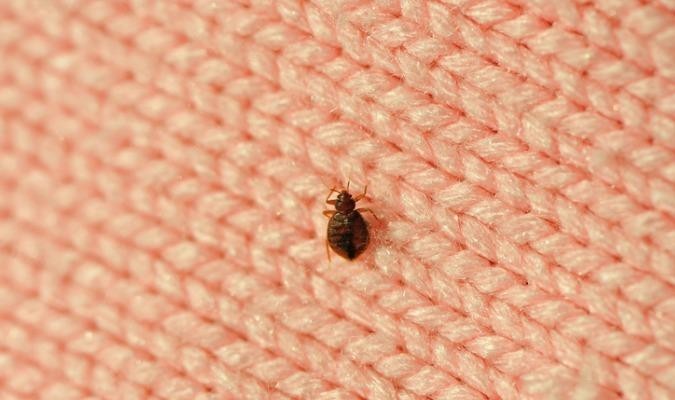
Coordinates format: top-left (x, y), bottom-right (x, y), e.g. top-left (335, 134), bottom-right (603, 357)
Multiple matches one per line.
top-left (1, 1), bottom-right (674, 399)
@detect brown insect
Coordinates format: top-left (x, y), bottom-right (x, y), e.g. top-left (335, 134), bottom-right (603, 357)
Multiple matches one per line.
top-left (323, 183), bottom-right (376, 261)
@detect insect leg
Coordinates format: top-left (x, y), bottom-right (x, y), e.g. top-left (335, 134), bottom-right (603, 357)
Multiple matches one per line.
top-left (325, 239), bottom-right (332, 263)
top-left (325, 187), bottom-right (337, 203)
top-left (323, 210), bottom-right (337, 218)
top-left (356, 207), bottom-right (379, 220)
top-left (353, 185), bottom-right (368, 202)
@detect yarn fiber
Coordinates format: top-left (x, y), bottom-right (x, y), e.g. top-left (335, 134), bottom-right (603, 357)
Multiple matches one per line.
top-left (0, 1), bottom-right (674, 399)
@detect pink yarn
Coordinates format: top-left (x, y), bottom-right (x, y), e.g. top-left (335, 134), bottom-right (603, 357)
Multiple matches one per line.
top-left (0, 0), bottom-right (674, 399)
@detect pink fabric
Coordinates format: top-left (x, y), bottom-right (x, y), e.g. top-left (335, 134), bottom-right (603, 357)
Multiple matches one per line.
top-left (1, 1), bottom-right (674, 399)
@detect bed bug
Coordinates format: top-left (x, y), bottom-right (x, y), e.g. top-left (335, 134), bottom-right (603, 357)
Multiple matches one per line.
top-left (323, 183), bottom-right (376, 261)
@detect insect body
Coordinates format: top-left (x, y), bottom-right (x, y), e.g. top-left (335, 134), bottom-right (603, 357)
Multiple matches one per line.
top-left (323, 185), bottom-right (375, 260)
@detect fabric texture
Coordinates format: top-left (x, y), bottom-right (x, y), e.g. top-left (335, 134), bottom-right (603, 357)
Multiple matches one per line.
top-left (1, 1), bottom-right (674, 399)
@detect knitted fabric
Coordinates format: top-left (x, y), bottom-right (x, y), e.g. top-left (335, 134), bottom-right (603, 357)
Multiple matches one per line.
top-left (1, 1), bottom-right (674, 399)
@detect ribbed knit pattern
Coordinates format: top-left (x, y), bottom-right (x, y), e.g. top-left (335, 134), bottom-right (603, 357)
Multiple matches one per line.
top-left (1, 1), bottom-right (674, 399)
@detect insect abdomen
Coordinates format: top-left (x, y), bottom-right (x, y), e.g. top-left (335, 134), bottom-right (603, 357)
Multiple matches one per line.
top-left (327, 211), bottom-right (369, 260)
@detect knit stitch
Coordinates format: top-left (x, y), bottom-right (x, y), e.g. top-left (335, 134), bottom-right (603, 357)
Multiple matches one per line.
top-left (0, 1), bottom-right (674, 399)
